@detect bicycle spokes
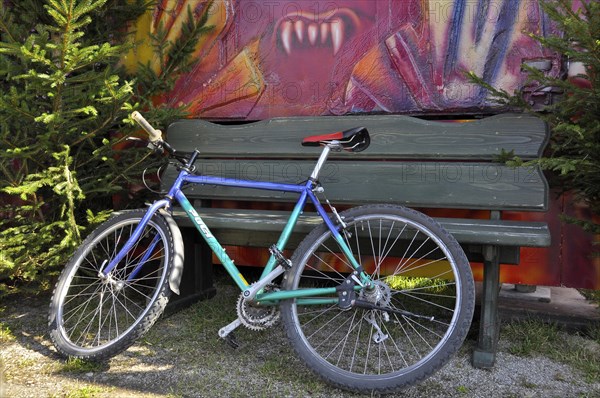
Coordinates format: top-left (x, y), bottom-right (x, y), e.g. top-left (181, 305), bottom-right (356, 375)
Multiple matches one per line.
top-left (282, 205), bottom-right (474, 391)
top-left (54, 216), bottom-right (170, 352)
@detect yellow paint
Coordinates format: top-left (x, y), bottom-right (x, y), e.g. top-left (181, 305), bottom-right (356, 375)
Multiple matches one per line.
top-left (238, 273), bottom-right (249, 287)
top-left (122, 1), bottom-right (231, 75)
top-left (122, 12), bottom-right (154, 73)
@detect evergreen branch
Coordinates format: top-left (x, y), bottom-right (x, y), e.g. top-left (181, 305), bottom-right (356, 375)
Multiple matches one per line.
top-left (0, 7), bottom-right (18, 44)
top-left (159, 3), bottom-right (214, 79)
top-left (467, 0), bottom-right (600, 235)
top-left (0, 0), bottom-right (203, 292)
top-left (107, 151), bottom-right (153, 187)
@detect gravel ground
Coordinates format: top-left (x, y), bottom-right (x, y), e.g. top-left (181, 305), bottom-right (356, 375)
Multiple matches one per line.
top-left (1, 283), bottom-right (599, 398)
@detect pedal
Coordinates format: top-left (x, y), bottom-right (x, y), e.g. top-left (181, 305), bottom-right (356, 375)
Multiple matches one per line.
top-left (218, 317), bottom-right (242, 346)
top-left (222, 332), bottom-right (240, 349)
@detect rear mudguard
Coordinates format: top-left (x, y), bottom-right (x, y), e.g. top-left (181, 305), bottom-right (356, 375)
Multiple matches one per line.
top-left (159, 208), bottom-right (184, 295)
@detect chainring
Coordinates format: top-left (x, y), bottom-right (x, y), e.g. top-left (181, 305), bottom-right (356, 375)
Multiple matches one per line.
top-left (236, 284), bottom-right (280, 331)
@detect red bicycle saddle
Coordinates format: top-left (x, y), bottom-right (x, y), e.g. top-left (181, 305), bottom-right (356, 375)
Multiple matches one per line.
top-left (301, 126), bottom-right (370, 152)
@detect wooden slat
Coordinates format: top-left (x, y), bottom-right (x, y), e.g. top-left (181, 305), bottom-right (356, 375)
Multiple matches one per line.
top-left (163, 160), bottom-right (548, 211)
top-left (166, 113), bottom-right (547, 160)
top-left (171, 209), bottom-right (550, 248)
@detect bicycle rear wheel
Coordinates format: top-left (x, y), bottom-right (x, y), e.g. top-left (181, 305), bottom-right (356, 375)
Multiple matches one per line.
top-left (281, 204), bottom-right (475, 393)
top-left (48, 209), bottom-right (175, 361)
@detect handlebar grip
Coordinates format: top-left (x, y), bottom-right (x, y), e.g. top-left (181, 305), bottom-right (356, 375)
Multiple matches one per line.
top-left (131, 111), bottom-right (162, 142)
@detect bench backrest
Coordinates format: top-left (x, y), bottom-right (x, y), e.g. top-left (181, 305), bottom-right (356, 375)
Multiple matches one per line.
top-left (162, 113), bottom-right (549, 212)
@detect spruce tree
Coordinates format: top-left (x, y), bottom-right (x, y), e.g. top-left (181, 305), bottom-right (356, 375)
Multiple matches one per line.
top-left (0, 0), bottom-right (135, 293)
top-left (0, 0), bottom-right (213, 294)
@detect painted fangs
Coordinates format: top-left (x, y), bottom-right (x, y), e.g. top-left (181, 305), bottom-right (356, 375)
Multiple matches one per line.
top-left (274, 8), bottom-right (360, 56)
top-left (330, 19), bottom-right (344, 55)
top-left (294, 20), bottom-right (304, 43)
top-left (308, 23), bottom-right (318, 45)
top-left (281, 21), bottom-right (293, 55)
top-left (280, 20), bottom-right (341, 55)
top-left (320, 22), bottom-right (329, 44)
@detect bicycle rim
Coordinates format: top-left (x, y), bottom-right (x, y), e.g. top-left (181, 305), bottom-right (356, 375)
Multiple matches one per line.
top-left (54, 217), bottom-right (170, 355)
top-left (283, 205), bottom-right (474, 392)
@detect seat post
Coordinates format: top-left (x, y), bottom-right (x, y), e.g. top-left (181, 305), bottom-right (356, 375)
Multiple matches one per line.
top-left (310, 143), bottom-right (335, 181)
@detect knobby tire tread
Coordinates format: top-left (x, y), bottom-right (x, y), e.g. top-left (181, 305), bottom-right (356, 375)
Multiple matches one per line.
top-left (281, 204), bottom-right (475, 393)
top-left (48, 210), bottom-right (175, 362)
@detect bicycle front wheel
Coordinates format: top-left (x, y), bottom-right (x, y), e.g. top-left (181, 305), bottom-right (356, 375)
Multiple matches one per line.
top-left (281, 204), bottom-right (475, 393)
top-left (48, 209), bottom-right (175, 361)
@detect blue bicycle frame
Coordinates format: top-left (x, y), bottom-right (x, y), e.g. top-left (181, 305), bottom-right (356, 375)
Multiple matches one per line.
top-left (101, 146), bottom-right (371, 305)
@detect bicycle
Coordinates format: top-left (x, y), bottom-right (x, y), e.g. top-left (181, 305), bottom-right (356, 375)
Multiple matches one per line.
top-left (48, 111), bottom-right (475, 393)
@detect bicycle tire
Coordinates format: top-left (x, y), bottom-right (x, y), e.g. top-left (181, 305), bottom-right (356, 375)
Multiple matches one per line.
top-left (48, 209), bottom-right (175, 361)
top-left (280, 204), bottom-right (475, 393)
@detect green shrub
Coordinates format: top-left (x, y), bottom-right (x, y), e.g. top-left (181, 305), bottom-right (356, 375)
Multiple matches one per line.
top-left (0, 0), bottom-right (212, 295)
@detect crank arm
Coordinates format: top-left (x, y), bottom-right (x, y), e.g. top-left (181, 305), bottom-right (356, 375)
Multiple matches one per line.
top-left (353, 300), bottom-right (434, 321)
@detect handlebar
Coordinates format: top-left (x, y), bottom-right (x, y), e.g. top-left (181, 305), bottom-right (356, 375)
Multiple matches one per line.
top-left (132, 111), bottom-right (163, 143)
top-left (130, 111), bottom-right (182, 160)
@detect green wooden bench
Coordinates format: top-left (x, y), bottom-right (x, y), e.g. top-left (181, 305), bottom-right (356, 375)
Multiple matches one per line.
top-left (161, 113), bottom-right (550, 369)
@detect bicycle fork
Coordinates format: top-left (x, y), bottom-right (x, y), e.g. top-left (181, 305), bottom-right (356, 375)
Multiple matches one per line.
top-left (100, 199), bottom-right (171, 278)
top-left (97, 200), bottom-right (188, 297)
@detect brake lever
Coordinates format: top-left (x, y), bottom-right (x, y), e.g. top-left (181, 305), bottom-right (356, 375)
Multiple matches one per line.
top-left (162, 141), bottom-right (176, 156)
top-left (126, 137), bottom-right (145, 143)
top-left (125, 136), bottom-right (165, 154)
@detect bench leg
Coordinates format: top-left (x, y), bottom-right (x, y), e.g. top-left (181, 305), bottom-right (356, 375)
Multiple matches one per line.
top-left (472, 245), bottom-right (501, 369)
top-left (165, 228), bottom-right (216, 314)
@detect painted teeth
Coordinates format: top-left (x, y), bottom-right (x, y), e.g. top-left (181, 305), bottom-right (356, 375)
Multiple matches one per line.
top-left (320, 22), bottom-right (329, 44)
top-left (308, 23), bottom-right (318, 45)
top-left (294, 20), bottom-right (304, 43)
top-left (281, 21), bottom-right (293, 55)
top-left (279, 18), bottom-right (346, 55)
top-left (330, 18), bottom-right (344, 55)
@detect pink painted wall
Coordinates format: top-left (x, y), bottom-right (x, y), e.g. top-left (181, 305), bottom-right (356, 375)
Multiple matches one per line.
top-left (128, 1), bottom-right (559, 120)
top-left (126, 1), bottom-right (599, 289)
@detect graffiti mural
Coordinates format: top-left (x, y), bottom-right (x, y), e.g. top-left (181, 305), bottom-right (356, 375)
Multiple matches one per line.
top-left (125, 1), bottom-right (600, 289)
top-left (127, 0), bottom-right (558, 120)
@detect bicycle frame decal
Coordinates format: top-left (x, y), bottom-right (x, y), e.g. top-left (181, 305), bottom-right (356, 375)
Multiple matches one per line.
top-left (188, 207), bottom-right (214, 239)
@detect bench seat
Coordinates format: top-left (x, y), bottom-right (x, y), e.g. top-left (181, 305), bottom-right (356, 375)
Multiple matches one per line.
top-left (162, 112), bottom-right (551, 369)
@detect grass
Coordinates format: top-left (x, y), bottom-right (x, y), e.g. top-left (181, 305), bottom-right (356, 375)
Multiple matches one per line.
top-left (0, 306), bottom-right (14, 344)
top-left (1, 276), bottom-right (598, 397)
top-left (587, 322), bottom-right (600, 343)
top-left (138, 279), bottom-right (347, 397)
top-left (0, 321), bottom-right (14, 343)
top-left (579, 289), bottom-right (600, 306)
top-left (52, 385), bottom-right (106, 398)
top-left (502, 319), bottom-right (600, 383)
top-left (59, 358), bottom-right (107, 374)
top-left (150, 277), bottom-right (599, 396)
top-left (385, 275), bottom-right (451, 292)
top-left (518, 376), bottom-right (538, 389)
